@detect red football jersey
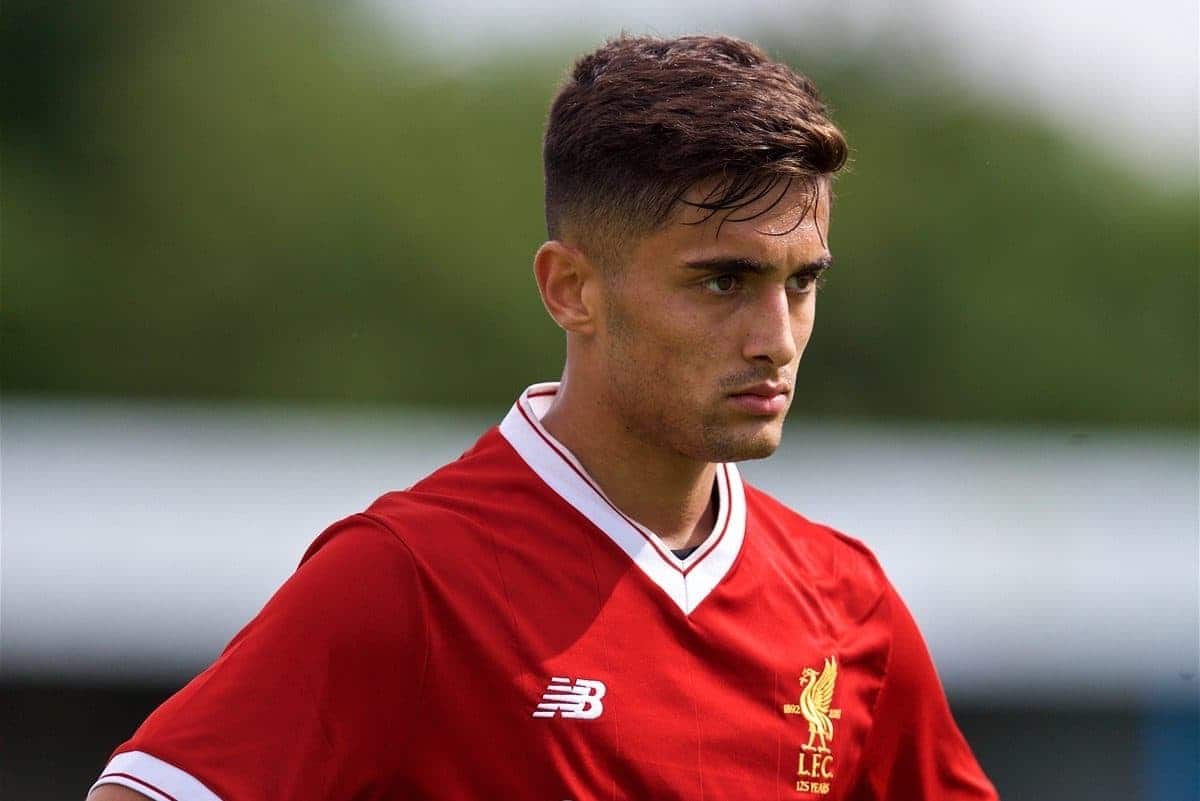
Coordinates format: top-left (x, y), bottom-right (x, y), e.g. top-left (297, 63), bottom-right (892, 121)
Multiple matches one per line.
top-left (94, 383), bottom-right (997, 801)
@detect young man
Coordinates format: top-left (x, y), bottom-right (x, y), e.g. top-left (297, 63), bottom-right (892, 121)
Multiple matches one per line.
top-left (90, 35), bottom-right (997, 800)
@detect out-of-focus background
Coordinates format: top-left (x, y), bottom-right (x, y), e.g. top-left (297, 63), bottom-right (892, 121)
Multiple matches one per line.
top-left (2, 1), bottom-right (1197, 798)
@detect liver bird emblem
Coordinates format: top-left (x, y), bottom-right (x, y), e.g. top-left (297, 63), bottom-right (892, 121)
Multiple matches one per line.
top-left (783, 655), bottom-right (842, 753)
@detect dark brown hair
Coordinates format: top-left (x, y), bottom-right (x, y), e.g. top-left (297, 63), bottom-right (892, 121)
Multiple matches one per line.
top-left (543, 35), bottom-right (848, 264)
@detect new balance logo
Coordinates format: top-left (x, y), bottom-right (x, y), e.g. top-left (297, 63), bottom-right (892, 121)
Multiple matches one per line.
top-left (532, 676), bottom-right (607, 719)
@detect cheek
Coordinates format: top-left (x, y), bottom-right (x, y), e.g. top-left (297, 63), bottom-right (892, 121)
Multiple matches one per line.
top-left (793, 299), bottom-right (817, 342)
top-left (794, 316), bottom-right (814, 346)
top-left (604, 310), bottom-right (717, 426)
top-left (617, 299), bottom-right (710, 365)
top-left (638, 326), bottom-right (710, 386)
top-left (604, 302), bottom-right (676, 388)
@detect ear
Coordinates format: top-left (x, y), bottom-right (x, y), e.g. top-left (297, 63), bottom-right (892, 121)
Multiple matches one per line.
top-left (533, 240), bottom-right (600, 335)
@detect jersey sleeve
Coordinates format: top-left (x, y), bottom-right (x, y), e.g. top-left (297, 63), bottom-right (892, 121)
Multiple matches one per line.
top-left (91, 515), bottom-right (428, 801)
top-left (846, 581), bottom-right (999, 801)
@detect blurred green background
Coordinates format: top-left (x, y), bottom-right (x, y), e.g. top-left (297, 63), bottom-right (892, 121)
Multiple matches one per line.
top-left (3, 4), bottom-right (1198, 800)
top-left (5, 1), bottom-right (1196, 427)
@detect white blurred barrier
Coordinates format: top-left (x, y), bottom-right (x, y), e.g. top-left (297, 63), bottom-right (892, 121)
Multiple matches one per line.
top-left (2, 399), bottom-right (1196, 705)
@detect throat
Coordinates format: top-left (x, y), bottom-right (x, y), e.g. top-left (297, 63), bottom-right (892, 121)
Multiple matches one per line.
top-left (671, 545), bottom-right (701, 560)
top-left (657, 474), bottom-right (720, 552)
top-left (537, 385), bottom-right (721, 551)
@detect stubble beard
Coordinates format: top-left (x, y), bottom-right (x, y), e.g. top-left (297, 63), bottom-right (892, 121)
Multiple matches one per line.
top-left (700, 416), bottom-right (783, 462)
top-left (602, 336), bottom-right (786, 466)
top-left (601, 285), bottom-right (789, 465)
top-left (606, 377), bottom-right (785, 464)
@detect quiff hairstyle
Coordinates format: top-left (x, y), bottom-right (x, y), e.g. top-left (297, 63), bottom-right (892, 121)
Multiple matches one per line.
top-left (543, 35), bottom-right (848, 266)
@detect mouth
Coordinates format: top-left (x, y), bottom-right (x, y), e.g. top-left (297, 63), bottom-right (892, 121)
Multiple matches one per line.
top-left (727, 382), bottom-right (791, 416)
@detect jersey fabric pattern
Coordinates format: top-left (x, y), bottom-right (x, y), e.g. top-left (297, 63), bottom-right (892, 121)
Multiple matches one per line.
top-left (93, 382), bottom-right (998, 801)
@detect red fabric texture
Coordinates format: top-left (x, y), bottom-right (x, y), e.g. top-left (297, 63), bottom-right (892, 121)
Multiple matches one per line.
top-left (109, 426), bottom-right (997, 800)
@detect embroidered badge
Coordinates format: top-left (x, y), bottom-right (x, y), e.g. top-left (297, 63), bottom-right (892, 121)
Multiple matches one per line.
top-left (783, 655), bottom-right (841, 795)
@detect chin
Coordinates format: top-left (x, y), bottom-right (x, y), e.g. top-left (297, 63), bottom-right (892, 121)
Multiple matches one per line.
top-left (698, 421), bottom-right (783, 462)
top-left (730, 436), bottom-right (781, 462)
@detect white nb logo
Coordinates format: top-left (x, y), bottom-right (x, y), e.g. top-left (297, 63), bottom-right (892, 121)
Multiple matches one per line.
top-left (532, 676), bottom-right (607, 719)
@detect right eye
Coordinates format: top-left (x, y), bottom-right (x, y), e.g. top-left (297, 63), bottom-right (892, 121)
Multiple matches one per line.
top-left (702, 274), bottom-right (740, 294)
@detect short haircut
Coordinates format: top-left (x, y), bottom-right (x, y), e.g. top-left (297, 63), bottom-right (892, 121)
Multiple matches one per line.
top-left (543, 35), bottom-right (848, 266)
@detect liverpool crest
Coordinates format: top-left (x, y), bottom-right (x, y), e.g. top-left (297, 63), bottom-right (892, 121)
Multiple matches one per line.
top-left (783, 655), bottom-right (841, 794)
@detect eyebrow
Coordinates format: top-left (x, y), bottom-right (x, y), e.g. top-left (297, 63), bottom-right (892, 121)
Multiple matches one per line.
top-left (682, 255), bottom-right (833, 275)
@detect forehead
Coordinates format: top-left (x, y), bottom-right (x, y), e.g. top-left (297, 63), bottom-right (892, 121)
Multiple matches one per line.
top-left (633, 178), bottom-right (832, 267)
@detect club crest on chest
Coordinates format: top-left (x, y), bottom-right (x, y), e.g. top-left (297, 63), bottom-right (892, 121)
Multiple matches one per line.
top-left (783, 655), bottom-right (841, 795)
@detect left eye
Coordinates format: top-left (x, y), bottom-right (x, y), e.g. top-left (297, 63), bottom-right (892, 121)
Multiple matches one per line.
top-left (787, 274), bottom-right (816, 293)
top-left (703, 274), bottom-right (739, 293)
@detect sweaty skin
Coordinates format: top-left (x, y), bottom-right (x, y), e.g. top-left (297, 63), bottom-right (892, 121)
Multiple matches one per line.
top-left (534, 179), bottom-right (832, 551)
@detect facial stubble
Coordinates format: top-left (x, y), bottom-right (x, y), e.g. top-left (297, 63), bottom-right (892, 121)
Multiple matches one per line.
top-left (602, 289), bottom-right (786, 465)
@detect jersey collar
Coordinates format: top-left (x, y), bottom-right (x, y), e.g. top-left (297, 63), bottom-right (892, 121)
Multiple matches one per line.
top-left (498, 382), bottom-right (747, 615)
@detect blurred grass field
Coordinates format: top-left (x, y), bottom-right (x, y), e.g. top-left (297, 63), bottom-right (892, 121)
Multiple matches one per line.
top-left (2, 3), bottom-right (1197, 799)
top-left (3, 2), bottom-right (1197, 428)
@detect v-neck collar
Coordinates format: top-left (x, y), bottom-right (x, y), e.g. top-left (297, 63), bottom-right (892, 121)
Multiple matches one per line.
top-left (498, 382), bottom-right (747, 615)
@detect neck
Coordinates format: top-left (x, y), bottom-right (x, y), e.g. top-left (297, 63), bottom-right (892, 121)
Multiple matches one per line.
top-left (539, 377), bottom-right (718, 551)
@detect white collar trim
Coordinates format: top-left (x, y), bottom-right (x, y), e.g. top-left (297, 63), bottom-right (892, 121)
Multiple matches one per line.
top-left (498, 382), bottom-right (747, 615)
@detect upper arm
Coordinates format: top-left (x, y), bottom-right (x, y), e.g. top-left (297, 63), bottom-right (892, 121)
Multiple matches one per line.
top-left (89, 517), bottom-right (428, 801)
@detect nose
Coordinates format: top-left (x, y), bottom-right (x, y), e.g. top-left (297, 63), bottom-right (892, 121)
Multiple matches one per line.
top-left (742, 286), bottom-right (801, 367)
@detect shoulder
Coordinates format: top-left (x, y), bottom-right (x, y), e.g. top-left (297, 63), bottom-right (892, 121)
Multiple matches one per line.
top-left (261, 514), bottom-right (426, 654)
top-left (312, 426), bottom-right (545, 564)
top-left (742, 481), bottom-right (889, 623)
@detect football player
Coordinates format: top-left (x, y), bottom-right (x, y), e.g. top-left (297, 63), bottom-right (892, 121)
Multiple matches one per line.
top-left (89, 35), bottom-right (996, 800)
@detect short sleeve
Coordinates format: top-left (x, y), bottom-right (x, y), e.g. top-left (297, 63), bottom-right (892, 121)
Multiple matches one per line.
top-left (91, 515), bottom-right (428, 801)
top-left (846, 582), bottom-right (999, 801)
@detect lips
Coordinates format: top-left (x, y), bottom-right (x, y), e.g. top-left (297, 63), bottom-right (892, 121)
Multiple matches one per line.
top-left (728, 383), bottom-right (790, 415)
top-left (733, 382), bottom-right (790, 398)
